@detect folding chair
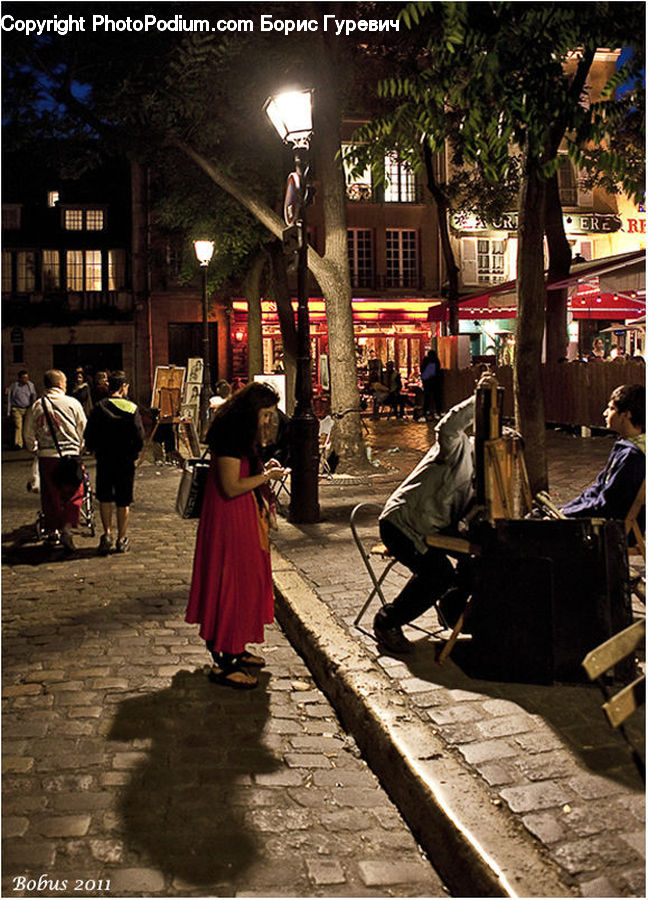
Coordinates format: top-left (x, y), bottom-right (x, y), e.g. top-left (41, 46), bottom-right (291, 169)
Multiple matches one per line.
top-left (350, 502), bottom-right (447, 638)
top-left (350, 503), bottom-right (399, 629)
top-left (273, 472), bottom-right (291, 512)
top-left (582, 619), bottom-right (646, 782)
top-left (319, 415), bottom-right (335, 477)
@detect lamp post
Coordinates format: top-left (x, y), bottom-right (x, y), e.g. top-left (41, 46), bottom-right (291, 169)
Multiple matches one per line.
top-left (193, 239), bottom-right (215, 436)
top-left (265, 89), bottom-right (319, 523)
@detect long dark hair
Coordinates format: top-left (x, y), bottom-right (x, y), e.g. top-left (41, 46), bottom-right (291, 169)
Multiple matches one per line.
top-left (206, 381), bottom-right (280, 457)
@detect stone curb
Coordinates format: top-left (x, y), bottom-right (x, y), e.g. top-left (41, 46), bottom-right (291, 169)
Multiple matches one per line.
top-left (271, 548), bottom-right (577, 899)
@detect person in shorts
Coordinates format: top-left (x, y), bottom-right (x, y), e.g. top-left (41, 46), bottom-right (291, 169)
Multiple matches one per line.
top-left (84, 371), bottom-right (145, 554)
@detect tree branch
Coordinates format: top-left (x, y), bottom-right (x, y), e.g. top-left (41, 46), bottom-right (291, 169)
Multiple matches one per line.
top-left (169, 135), bottom-right (329, 285)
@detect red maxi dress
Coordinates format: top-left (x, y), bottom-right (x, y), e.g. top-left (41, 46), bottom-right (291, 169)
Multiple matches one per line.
top-left (185, 454), bottom-right (274, 655)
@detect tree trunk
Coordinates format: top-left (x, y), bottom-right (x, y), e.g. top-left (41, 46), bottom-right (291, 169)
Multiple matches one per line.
top-left (267, 241), bottom-right (297, 415)
top-left (544, 173), bottom-right (572, 363)
top-left (244, 250), bottom-right (266, 379)
top-left (312, 38), bottom-right (368, 472)
top-left (514, 152), bottom-right (548, 496)
top-left (423, 141), bottom-right (460, 335)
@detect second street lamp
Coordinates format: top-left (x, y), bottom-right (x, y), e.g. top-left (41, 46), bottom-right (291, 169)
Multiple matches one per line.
top-left (265, 89), bottom-right (320, 524)
top-left (193, 239), bottom-right (215, 436)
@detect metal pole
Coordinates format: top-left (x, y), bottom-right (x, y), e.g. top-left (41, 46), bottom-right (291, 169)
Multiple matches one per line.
top-left (288, 149), bottom-right (320, 523)
top-left (200, 265), bottom-right (212, 436)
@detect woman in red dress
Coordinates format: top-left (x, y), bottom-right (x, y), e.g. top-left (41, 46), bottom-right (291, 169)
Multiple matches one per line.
top-left (186, 382), bottom-right (289, 689)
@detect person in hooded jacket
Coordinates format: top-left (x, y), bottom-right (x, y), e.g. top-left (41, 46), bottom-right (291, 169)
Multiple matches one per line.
top-left (84, 370), bottom-right (145, 555)
top-left (561, 384), bottom-right (645, 525)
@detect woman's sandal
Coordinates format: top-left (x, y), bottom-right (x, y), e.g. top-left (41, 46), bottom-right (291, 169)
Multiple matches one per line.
top-left (207, 663), bottom-right (258, 691)
top-left (237, 651), bottom-right (265, 668)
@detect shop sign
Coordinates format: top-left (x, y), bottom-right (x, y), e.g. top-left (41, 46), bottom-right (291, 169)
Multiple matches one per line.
top-left (452, 211), bottom-right (622, 234)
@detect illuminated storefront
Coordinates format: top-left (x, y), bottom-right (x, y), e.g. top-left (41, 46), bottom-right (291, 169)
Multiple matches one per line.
top-left (231, 296), bottom-right (442, 385)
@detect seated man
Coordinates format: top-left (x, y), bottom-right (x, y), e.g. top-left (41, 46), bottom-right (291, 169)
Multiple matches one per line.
top-left (372, 361), bottom-right (405, 418)
top-left (374, 387), bottom-right (481, 653)
top-left (561, 384), bottom-right (645, 524)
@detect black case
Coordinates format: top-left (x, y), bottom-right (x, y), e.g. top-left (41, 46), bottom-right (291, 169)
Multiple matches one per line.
top-left (462, 519), bottom-right (632, 684)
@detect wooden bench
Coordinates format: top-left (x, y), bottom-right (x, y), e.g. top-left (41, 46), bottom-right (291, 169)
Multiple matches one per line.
top-left (582, 619), bottom-right (645, 782)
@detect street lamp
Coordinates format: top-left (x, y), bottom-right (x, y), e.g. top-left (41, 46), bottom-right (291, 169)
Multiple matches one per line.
top-left (265, 88), bottom-right (319, 523)
top-left (193, 239), bottom-right (215, 436)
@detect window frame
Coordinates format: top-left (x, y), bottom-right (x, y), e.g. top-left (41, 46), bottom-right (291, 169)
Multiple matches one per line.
top-left (386, 228), bottom-right (419, 288)
top-left (347, 228), bottom-right (374, 289)
top-left (61, 206), bottom-right (106, 232)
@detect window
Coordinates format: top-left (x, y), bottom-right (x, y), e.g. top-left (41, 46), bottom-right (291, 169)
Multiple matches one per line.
top-left (2, 250), bottom-right (12, 292)
top-left (86, 209), bottom-right (104, 230)
top-left (461, 237), bottom-right (507, 285)
top-left (63, 208), bottom-right (105, 231)
top-left (347, 229), bottom-right (373, 288)
top-left (557, 157), bottom-right (577, 207)
top-left (477, 239), bottom-right (505, 283)
top-left (48, 191), bottom-right (60, 207)
top-left (108, 250), bottom-right (126, 290)
top-left (384, 154), bottom-right (417, 203)
top-left (64, 209), bottom-right (83, 230)
top-left (2, 205), bottom-right (21, 230)
top-left (42, 250), bottom-right (60, 290)
top-left (66, 250), bottom-right (103, 291)
top-left (16, 251), bottom-right (35, 292)
top-left (386, 229), bottom-right (418, 288)
top-left (341, 143), bottom-right (373, 201)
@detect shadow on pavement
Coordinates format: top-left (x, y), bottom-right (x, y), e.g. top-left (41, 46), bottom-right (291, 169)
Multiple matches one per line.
top-left (108, 668), bottom-right (279, 888)
top-left (402, 639), bottom-right (645, 791)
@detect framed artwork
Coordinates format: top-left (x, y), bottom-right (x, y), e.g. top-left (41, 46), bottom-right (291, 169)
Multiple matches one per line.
top-left (184, 383), bottom-right (202, 406)
top-left (180, 403), bottom-right (199, 427)
top-left (151, 365), bottom-right (185, 413)
top-left (187, 358), bottom-right (204, 384)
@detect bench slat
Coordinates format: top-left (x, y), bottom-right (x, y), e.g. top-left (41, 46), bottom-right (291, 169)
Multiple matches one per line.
top-left (603, 675), bottom-right (646, 728)
top-left (582, 620), bottom-right (646, 680)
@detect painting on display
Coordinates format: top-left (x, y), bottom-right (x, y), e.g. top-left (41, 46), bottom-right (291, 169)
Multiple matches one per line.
top-left (187, 358), bottom-right (204, 385)
top-left (151, 365), bottom-right (185, 414)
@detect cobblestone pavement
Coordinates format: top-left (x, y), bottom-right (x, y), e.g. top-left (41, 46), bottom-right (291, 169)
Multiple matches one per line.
top-left (269, 418), bottom-right (646, 898)
top-left (2, 450), bottom-right (446, 898)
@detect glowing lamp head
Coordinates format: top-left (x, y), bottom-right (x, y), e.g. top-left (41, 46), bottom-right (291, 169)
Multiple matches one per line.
top-left (264, 89), bottom-right (313, 148)
top-left (193, 240), bottom-right (215, 267)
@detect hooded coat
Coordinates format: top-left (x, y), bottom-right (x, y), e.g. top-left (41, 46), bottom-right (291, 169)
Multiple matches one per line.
top-left (84, 397), bottom-right (145, 462)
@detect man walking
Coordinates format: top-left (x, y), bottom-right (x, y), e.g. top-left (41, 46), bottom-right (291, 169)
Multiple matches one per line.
top-left (84, 371), bottom-right (145, 555)
top-left (7, 369), bottom-right (37, 449)
top-left (24, 369), bottom-right (86, 552)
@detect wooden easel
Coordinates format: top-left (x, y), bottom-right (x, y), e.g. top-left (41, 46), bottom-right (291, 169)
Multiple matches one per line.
top-left (431, 375), bottom-right (532, 664)
top-left (138, 373), bottom-right (201, 467)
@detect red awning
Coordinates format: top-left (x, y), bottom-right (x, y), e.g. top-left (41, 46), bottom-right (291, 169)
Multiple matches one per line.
top-left (452, 250), bottom-right (646, 321)
top-left (569, 289), bottom-right (645, 320)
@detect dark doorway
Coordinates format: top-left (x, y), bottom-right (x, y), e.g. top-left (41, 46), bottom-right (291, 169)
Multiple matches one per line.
top-left (53, 344), bottom-right (123, 380)
top-left (168, 323), bottom-right (218, 382)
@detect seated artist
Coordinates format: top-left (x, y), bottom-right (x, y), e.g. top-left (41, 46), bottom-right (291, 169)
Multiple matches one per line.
top-left (373, 378), bottom-right (494, 654)
top-left (561, 384), bottom-right (645, 527)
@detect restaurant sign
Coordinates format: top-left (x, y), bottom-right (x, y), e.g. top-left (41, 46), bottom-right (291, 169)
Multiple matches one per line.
top-left (452, 211), bottom-right (622, 235)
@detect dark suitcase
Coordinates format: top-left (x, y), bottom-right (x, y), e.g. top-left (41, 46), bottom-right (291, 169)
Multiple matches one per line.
top-left (462, 518), bottom-right (632, 684)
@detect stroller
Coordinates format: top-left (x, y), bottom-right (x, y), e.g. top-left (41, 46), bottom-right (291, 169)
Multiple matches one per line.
top-left (35, 465), bottom-right (96, 545)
